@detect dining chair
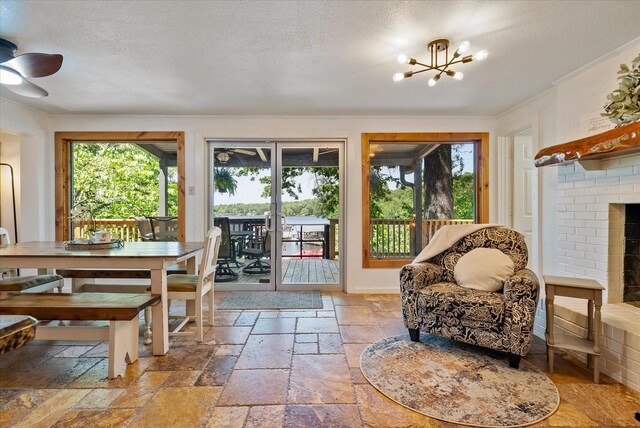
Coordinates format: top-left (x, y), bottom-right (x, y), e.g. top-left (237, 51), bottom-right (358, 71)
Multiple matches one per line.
top-left (0, 227), bottom-right (17, 278)
top-left (163, 227), bottom-right (221, 342)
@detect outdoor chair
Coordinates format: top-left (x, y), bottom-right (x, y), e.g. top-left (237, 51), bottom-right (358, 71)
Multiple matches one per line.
top-left (242, 230), bottom-right (271, 274)
top-left (133, 217), bottom-right (154, 241)
top-left (213, 217), bottom-right (239, 282)
top-left (147, 216), bottom-right (178, 241)
top-left (160, 227), bottom-right (221, 342)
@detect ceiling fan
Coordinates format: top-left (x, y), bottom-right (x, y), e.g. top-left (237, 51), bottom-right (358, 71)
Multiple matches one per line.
top-left (215, 148), bottom-right (260, 164)
top-left (0, 38), bottom-right (63, 98)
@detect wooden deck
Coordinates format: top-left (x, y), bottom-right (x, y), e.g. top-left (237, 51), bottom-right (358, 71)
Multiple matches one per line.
top-left (227, 258), bottom-right (339, 285)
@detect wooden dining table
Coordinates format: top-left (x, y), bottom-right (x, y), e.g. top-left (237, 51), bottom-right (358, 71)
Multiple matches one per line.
top-left (0, 241), bottom-right (204, 356)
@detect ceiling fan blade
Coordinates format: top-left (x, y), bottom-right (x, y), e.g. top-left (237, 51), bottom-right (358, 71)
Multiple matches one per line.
top-left (3, 53), bottom-right (63, 78)
top-left (3, 77), bottom-right (48, 98)
top-left (232, 149), bottom-right (256, 155)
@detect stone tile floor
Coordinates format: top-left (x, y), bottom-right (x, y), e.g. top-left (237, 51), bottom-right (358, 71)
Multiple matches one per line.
top-left (1, 292), bottom-right (639, 427)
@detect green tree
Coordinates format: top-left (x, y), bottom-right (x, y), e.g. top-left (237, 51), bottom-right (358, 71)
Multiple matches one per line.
top-left (452, 172), bottom-right (474, 219)
top-left (72, 143), bottom-right (177, 218)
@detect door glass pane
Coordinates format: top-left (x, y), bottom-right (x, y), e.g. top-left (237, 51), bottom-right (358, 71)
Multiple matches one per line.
top-left (280, 146), bottom-right (340, 285)
top-left (211, 146), bottom-right (272, 288)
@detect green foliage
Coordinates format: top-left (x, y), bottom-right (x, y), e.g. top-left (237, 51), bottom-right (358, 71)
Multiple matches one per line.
top-left (369, 167), bottom-right (402, 218)
top-left (234, 166), bottom-right (340, 218)
top-left (602, 54), bottom-right (640, 127)
top-left (214, 199), bottom-right (325, 218)
top-left (376, 186), bottom-right (414, 219)
top-left (453, 172), bottom-right (474, 219)
top-left (72, 143), bottom-right (177, 218)
top-left (214, 168), bottom-right (238, 195)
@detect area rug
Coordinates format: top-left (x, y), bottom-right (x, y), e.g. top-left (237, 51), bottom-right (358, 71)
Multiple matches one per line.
top-left (218, 291), bottom-right (323, 310)
top-left (360, 335), bottom-right (559, 427)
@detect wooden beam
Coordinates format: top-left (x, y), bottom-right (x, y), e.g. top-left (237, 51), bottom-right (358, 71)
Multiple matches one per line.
top-left (256, 148), bottom-right (268, 163)
top-left (534, 121), bottom-right (640, 167)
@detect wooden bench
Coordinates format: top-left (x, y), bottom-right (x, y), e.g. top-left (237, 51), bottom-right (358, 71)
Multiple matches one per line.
top-left (0, 274), bottom-right (64, 297)
top-left (56, 267), bottom-right (187, 293)
top-left (0, 293), bottom-right (159, 378)
top-left (55, 267), bottom-right (189, 344)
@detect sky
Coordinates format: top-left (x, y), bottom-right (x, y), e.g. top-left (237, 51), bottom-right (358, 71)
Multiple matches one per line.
top-left (214, 170), bottom-right (316, 205)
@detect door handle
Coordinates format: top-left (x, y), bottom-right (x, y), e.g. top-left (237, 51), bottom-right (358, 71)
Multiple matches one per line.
top-left (265, 213), bottom-right (275, 232)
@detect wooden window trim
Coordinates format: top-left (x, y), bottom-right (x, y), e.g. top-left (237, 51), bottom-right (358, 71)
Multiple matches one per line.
top-left (54, 131), bottom-right (186, 241)
top-left (361, 132), bottom-right (489, 268)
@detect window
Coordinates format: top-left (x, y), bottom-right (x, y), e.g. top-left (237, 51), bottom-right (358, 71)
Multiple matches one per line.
top-left (361, 133), bottom-right (489, 268)
top-left (54, 132), bottom-right (185, 241)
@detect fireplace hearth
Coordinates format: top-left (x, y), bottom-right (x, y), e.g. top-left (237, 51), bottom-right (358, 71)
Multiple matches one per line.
top-left (624, 204), bottom-right (640, 303)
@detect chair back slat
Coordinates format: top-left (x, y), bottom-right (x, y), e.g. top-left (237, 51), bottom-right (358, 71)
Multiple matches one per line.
top-left (197, 227), bottom-right (222, 293)
top-left (0, 227), bottom-right (11, 245)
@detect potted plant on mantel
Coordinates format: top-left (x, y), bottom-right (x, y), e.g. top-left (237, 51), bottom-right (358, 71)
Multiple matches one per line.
top-left (534, 54), bottom-right (640, 167)
top-left (602, 53), bottom-right (640, 127)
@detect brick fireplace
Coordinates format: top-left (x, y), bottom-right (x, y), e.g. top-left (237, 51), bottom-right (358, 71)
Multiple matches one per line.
top-left (543, 153), bottom-right (640, 391)
top-left (624, 204), bottom-right (640, 303)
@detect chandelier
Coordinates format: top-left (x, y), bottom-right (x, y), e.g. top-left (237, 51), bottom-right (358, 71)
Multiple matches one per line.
top-left (393, 39), bottom-right (488, 87)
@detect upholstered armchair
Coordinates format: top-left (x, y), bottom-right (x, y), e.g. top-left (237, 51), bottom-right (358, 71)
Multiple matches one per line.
top-left (400, 226), bottom-right (539, 368)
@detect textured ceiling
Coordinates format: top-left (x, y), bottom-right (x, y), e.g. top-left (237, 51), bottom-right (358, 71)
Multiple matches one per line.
top-left (0, 0), bottom-right (639, 116)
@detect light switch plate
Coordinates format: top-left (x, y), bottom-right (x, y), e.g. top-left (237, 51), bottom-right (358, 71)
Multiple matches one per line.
top-left (188, 186), bottom-right (195, 195)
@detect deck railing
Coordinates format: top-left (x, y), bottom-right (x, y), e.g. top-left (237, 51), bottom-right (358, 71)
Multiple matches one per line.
top-left (73, 219), bottom-right (141, 241)
top-left (369, 218), bottom-right (474, 258)
top-left (74, 217), bottom-right (472, 258)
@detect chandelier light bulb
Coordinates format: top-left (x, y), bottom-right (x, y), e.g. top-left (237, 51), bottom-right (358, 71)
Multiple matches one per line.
top-left (458, 41), bottom-right (470, 53)
top-left (428, 77), bottom-right (437, 87)
top-left (474, 50), bottom-right (489, 61)
top-left (396, 54), bottom-right (409, 64)
top-left (392, 72), bottom-right (405, 82)
top-left (453, 72), bottom-right (464, 80)
top-left (0, 67), bottom-right (22, 85)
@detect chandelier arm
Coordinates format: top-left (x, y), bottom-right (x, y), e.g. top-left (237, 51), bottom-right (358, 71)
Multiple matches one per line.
top-left (447, 58), bottom-right (473, 66)
top-left (410, 68), bottom-right (432, 76)
top-left (413, 61), bottom-right (435, 69)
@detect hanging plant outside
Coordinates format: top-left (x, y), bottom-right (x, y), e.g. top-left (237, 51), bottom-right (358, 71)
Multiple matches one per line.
top-left (214, 168), bottom-right (238, 194)
top-left (602, 53), bottom-right (640, 127)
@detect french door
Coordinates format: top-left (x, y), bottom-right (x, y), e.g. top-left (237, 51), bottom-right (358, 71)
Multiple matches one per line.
top-left (208, 140), bottom-right (344, 291)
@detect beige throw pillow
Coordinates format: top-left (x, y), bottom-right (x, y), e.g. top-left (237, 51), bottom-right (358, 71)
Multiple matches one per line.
top-left (454, 248), bottom-right (515, 292)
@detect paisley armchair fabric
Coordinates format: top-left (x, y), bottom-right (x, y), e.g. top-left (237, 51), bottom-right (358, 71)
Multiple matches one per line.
top-left (400, 227), bottom-right (540, 366)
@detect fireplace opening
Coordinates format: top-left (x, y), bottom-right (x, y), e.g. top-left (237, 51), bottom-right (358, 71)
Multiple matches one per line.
top-left (624, 204), bottom-right (640, 303)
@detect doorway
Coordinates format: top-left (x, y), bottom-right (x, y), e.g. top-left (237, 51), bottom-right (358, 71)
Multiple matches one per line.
top-left (499, 128), bottom-right (534, 267)
top-left (208, 140), bottom-right (344, 291)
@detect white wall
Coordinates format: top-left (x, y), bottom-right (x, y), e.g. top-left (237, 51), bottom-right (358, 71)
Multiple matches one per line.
top-left (0, 131), bottom-right (20, 243)
top-left (496, 39), bottom-right (640, 281)
top-left (0, 99), bottom-right (53, 242)
top-left (1, 106), bottom-right (497, 292)
top-left (497, 40), bottom-right (640, 391)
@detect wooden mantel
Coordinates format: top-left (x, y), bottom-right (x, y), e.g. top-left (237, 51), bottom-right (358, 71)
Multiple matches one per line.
top-left (534, 121), bottom-right (640, 168)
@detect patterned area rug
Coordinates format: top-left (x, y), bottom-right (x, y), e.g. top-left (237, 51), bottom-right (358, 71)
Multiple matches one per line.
top-left (218, 291), bottom-right (323, 310)
top-left (360, 335), bottom-right (559, 427)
